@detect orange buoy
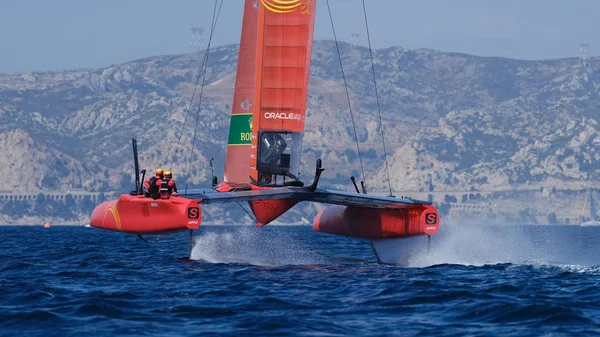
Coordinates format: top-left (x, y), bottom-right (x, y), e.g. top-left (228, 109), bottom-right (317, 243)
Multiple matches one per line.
top-left (44, 222), bottom-right (50, 228)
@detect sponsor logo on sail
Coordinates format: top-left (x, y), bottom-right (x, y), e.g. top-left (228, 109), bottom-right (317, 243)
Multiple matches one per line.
top-left (261, 0), bottom-right (310, 14)
top-left (264, 112), bottom-right (303, 121)
top-left (227, 113), bottom-right (253, 146)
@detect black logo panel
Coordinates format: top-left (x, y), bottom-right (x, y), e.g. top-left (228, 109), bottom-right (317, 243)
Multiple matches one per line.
top-left (187, 207), bottom-right (200, 219)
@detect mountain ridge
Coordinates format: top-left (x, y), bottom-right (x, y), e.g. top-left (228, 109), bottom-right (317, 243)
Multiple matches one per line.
top-left (1, 40), bottom-right (598, 224)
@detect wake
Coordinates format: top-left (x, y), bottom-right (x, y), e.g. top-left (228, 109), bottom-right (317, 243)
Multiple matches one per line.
top-left (409, 220), bottom-right (600, 268)
top-left (187, 222), bottom-right (600, 269)
top-left (189, 226), bottom-right (327, 266)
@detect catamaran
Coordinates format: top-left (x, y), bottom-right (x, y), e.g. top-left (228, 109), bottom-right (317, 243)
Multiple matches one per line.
top-left (89, 0), bottom-right (440, 264)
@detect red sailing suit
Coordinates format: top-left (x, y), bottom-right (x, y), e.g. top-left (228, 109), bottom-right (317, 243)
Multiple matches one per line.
top-left (160, 179), bottom-right (178, 199)
top-left (144, 175), bottom-right (162, 195)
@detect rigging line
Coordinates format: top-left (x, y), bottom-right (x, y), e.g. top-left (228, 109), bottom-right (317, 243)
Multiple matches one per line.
top-left (171, 0), bottom-right (221, 170)
top-left (172, 50), bottom-right (210, 169)
top-left (187, 0), bottom-right (225, 178)
top-left (362, 0), bottom-right (393, 197)
top-left (237, 202), bottom-right (257, 223)
top-left (325, 0), bottom-right (366, 187)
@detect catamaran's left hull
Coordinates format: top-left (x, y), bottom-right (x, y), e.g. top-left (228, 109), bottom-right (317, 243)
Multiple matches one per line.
top-left (90, 195), bottom-right (202, 234)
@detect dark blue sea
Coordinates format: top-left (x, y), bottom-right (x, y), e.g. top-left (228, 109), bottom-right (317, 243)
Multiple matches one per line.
top-left (1, 223), bottom-right (600, 336)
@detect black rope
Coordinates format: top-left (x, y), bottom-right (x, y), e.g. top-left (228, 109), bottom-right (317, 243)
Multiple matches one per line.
top-left (171, 1), bottom-right (216, 169)
top-left (187, 0), bottom-right (225, 179)
top-left (362, 0), bottom-right (393, 197)
top-left (325, 0), bottom-right (366, 187)
top-left (171, 0), bottom-right (223, 170)
top-left (237, 202), bottom-right (257, 223)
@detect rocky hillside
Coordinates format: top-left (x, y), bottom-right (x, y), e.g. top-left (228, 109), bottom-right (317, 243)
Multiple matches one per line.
top-left (1, 41), bottom-right (599, 223)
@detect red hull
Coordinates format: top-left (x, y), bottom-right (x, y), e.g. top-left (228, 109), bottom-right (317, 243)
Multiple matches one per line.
top-left (216, 182), bottom-right (299, 227)
top-left (313, 204), bottom-right (439, 239)
top-left (248, 198), bottom-right (299, 227)
top-left (90, 195), bottom-right (202, 234)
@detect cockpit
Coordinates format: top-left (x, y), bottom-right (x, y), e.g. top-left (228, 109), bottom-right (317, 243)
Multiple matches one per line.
top-left (256, 131), bottom-right (303, 186)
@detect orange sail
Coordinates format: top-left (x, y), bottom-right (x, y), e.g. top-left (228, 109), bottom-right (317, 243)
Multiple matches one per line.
top-left (223, 0), bottom-right (316, 185)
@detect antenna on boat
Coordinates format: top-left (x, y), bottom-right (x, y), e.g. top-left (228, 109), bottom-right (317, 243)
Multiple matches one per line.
top-left (350, 176), bottom-right (360, 194)
top-left (139, 169), bottom-right (146, 195)
top-left (131, 138), bottom-right (141, 195)
top-left (209, 157), bottom-right (218, 187)
top-left (350, 176), bottom-right (367, 194)
top-left (307, 159), bottom-right (325, 192)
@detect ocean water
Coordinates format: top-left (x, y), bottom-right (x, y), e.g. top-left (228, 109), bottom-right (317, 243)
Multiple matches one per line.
top-left (1, 224), bottom-right (599, 336)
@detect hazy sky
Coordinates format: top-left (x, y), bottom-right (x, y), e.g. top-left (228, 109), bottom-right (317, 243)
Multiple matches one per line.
top-left (1, 0), bottom-right (599, 73)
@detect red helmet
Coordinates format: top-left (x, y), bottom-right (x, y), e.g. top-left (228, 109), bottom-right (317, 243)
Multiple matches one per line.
top-left (155, 168), bottom-right (164, 176)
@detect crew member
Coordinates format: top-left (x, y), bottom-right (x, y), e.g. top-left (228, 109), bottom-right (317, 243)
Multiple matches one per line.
top-left (144, 168), bottom-right (164, 198)
top-left (160, 170), bottom-right (178, 199)
top-left (259, 173), bottom-right (272, 185)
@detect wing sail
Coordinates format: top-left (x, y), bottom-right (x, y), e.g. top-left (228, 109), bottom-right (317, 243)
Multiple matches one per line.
top-left (223, 0), bottom-right (316, 185)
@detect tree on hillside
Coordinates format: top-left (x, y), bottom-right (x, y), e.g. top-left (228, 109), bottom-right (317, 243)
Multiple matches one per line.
top-left (547, 212), bottom-right (558, 224)
top-left (2, 200), bottom-right (31, 217)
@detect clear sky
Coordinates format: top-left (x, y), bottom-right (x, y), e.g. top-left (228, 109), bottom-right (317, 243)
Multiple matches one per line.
top-left (0, 0), bottom-right (598, 73)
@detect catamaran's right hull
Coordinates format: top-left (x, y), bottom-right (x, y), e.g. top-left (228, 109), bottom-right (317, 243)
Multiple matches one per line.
top-left (312, 204), bottom-right (438, 265)
top-left (313, 204), bottom-right (439, 238)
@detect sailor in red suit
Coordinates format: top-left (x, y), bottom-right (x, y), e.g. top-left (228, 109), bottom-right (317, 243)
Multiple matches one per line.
top-left (160, 170), bottom-right (179, 199)
top-left (144, 168), bottom-right (164, 198)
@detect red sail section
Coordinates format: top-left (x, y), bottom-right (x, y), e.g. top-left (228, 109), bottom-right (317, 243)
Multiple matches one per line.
top-left (250, 0), bottom-right (316, 184)
top-left (223, 0), bottom-right (260, 183)
top-left (224, 0), bottom-right (316, 185)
